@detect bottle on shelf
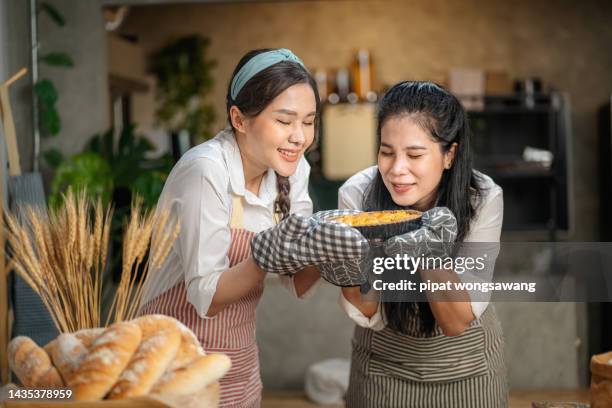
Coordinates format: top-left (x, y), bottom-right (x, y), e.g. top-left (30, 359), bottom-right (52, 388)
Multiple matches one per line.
top-left (352, 48), bottom-right (376, 102)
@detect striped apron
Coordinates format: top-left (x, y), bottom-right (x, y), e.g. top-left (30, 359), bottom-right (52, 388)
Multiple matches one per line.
top-left (346, 305), bottom-right (508, 408)
top-left (141, 195), bottom-right (263, 407)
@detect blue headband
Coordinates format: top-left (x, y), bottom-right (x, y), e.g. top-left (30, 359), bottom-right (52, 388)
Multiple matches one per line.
top-left (230, 48), bottom-right (305, 100)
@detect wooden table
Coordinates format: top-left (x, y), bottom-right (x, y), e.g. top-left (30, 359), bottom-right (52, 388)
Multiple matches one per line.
top-left (262, 389), bottom-right (591, 408)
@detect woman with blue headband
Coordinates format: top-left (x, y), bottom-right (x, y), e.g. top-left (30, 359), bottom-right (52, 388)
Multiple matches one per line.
top-left (140, 49), bottom-right (369, 407)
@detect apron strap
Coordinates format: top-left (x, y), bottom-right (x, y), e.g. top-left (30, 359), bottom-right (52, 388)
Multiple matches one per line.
top-left (230, 194), bottom-right (282, 228)
top-left (230, 195), bottom-right (245, 229)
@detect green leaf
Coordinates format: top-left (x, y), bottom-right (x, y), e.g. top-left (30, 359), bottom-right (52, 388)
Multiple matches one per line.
top-left (151, 35), bottom-right (216, 136)
top-left (34, 79), bottom-right (58, 104)
top-left (43, 148), bottom-right (64, 168)
top-left (118, 125), bottom-right (136, 154)
top-left (40, 2), bottom-right (65, 27)
top-left (35, 80), bottom-right (61, 136)
top-left (130, 171), bottom-right (167, 208)
top-left (40, 52), bottom-right (74, 68)
top-left (40, 106), bottom-right (61, 136)
top-left (102, 128), bottom-right (115, 162)
top-left (50, 152), bottom-right (113, 206)
top-left (86, 133), bottom-right (102, 154)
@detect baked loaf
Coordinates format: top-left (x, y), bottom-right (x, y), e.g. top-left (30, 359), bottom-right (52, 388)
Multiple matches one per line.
top-left (107, 315), bottom-right (181, 399)
top-left (68, 321), bottom-right (142, 401)
top-left (45, 333), bottom-right (89, 383)
top-left (169, 318), bottom-right (206, 370)
top-left (8, 336), bottom-right (64, 388)
top-left (8, 315), bottom-right (231, 402)
top-left (73, 327), bottom-right (106, 348)
top-left (151, 353), bottom-right (231, 395)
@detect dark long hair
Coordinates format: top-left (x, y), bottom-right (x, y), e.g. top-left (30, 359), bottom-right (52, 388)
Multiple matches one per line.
top-left (226, 49), bottom-right (320, 221)
top-left (363, 81), bottom-right (484, 335)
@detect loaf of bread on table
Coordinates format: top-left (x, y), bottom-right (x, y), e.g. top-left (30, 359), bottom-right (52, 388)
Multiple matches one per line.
top-left (8, 315), bottom-right (230, 401)
top-left (68, 321), bottom-right (142, 401)
top-left (107, 315), bottom-right (181, 399)
top-left (8, 336), bottom-right (64, 388)
top-left (45, 333), bottom-right (89, 384)
top-left (151, 353), bottom-right (231, 395)
top-left (167, 318), bottom-right (205, 370)
top-left (44, 328), bottom-right (105, 384)
top-left (130, 315), bottom-right (231, 395)
top-left (72, 327), bottom-right (105, 348)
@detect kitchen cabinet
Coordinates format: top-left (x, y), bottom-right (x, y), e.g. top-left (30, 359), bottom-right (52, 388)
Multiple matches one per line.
top-left (468, 92), bottom-right (572, 240)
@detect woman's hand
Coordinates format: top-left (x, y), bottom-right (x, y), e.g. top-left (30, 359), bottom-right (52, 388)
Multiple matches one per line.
top-left (250, 210), bottom-right (369, 275)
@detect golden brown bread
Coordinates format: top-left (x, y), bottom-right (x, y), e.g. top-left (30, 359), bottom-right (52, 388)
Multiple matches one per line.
top-left (8, 336), bottom-right (64, 388)
top-left (127, 314), bottom-right (205, 369)
top-left (151, 353), bottom-right (231, 395)
top-left (168, 318), bottom-right (205, 370)
top-left (8, 315), bottom-right (229, 401)
top-left (72, 327), bottom-right (105, 347)
top-left (43, 328), bottom-right (104, 383)
top-left (107, 316), bottom-right (181, 399)
top-left (45, 333), bottom-right (88, 383)
top-left (68, 321), bottom-right (142, 401)
top-left (137, 315), bottom-right (229, 395)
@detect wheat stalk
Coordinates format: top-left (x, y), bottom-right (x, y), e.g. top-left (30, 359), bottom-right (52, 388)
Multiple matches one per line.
top-left (5, 189), bottom-right (179, 333)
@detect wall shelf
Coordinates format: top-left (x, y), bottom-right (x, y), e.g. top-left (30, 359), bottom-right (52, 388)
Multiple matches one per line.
top-left (469, 91), bottom-right (571, 239)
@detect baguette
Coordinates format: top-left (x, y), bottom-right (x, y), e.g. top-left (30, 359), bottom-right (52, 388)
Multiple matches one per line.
top-left (43, 327), bottom-right (102, 355)
top-left (151, 353), bottom-right (231, 395)
top-left (107, 316), bottom-right (181, 399)
top-left (72, 327), bottom-right (105, 348)
top-left (68, 321), bottom-right (142, 401)
top-left (8, 336), bottom-right (64, 388)
top-left (168, 318), bottom-right (205, 370)
top-left (45, 333), bottom-right (88, 384)
top-left (131, 314), bottom-right (204, 370)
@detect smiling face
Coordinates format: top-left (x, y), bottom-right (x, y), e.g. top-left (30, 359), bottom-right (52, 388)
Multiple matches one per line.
top-left (378, 115), bottom-right (457, 211)
top-left (231, 83), bottom-right (317, 179)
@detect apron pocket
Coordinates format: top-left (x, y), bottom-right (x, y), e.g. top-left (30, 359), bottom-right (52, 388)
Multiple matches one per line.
top-left (367, 325), bottom-right (489, 383)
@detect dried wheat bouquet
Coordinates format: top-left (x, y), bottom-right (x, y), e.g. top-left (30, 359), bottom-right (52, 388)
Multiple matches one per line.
top-left (4, 189), bottom-right (179, 333)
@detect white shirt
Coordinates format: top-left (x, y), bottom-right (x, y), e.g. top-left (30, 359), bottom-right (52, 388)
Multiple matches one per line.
top-left (337, 166), bottom-right (504, 330)
top-left (141, 128), bottom-right (314, 318)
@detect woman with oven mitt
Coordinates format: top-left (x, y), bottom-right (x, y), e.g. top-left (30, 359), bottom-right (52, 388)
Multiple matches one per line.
top-left (315, 206), bottom-right (459, 292)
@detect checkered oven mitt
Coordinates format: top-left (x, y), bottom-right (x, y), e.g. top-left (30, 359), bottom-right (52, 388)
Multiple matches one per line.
top-left (250, 209), bottom-right (369, 275)
top-left (383, 207), bottom-right (458, 259)
top-left (312, 209), bottom-right (371, 287)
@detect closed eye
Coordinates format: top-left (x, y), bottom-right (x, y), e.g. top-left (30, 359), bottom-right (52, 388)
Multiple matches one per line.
top-left (277, 119), bottom-right (291, 125)
top-left (303, 122), bottom-right (314, 126)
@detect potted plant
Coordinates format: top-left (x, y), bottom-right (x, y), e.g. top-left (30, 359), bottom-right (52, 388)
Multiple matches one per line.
top-left (150, 35), bottom-right (217, 147)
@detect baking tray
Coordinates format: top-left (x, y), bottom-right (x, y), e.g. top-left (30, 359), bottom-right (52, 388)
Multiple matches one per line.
top-left (331, 210), bottom-right (423, 240)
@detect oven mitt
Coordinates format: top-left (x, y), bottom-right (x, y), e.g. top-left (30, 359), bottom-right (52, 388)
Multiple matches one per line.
top-left (251, 209), bottom-right (369, 275)
top-left (383, 207), bottom-right (458, 259)
top-left (319, 254), bottom-right (370, 288)
top-left (312, 210), bottom-right (374, 288)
